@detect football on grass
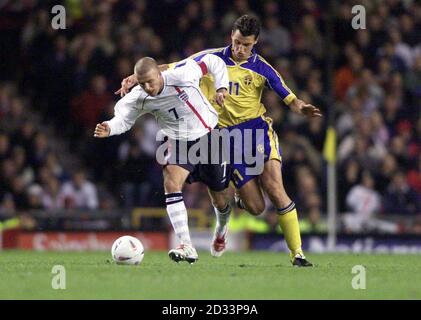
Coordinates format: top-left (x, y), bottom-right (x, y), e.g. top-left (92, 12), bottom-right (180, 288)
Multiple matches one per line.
top-left (111, 236), bottom-right (144, 265)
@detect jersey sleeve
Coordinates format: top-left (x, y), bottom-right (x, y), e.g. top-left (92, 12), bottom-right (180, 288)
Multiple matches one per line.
top-left (166, 55), bottom-right (228, 91)
top-left (164, 59), bottom-right (201, 85)
top-left (196, 54), bottom-right (229, 91)
top-left (167, 48), bottom-right (221, 70)
top-left (106, 86), bottom-right (146, 136)
top-left (261, 61), bottom-right (297, 105)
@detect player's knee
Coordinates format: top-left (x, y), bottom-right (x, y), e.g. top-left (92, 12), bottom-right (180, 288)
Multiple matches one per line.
top-left (246, 202), bottom-right (265, 216)
top-left (214, 202), bottom-right (228, 211)
top-left (210, 195), bottom-right (228, 210)
top-left (163, 179), bottom-right (183, 194)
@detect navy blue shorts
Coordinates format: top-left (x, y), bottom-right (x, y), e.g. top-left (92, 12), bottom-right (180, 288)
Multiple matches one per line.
top-left (227, 116), bottom-right (282, 189)
top-left (162, 129), bottom-right (232, 192)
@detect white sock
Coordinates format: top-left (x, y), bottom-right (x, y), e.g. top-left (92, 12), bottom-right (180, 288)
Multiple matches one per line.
top-left (214, 204), bottom-right (231, 237)
top-left (166, 192), bottom-right (192, 246)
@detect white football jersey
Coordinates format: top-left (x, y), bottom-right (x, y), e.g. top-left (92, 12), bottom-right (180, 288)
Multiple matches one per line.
top-left (107, 54), bottom-right (228, 141)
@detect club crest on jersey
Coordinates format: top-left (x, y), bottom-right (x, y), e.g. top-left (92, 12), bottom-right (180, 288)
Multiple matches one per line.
top-left (244, 75), bottom-right (252, 86)
top-left (177, 89), bottom-right (189, 103)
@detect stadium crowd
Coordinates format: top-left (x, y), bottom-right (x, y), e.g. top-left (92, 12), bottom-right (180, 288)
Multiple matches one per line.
top-left (0, 0), bottom-right (420, 234)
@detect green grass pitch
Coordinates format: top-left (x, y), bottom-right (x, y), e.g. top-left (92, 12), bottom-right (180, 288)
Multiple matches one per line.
top-left (0, 250), bottom-right (420, 299)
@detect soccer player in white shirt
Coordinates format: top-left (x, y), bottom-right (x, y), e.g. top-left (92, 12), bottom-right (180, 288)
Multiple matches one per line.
top-left (94, 54), bottom-right (231, 263)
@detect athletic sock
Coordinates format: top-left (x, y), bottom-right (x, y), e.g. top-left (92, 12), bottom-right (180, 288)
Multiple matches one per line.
top-left (277, 202), bottom-right (304, 259)
top-left (166, 192), bottom-right (192, 246)
top-left (213, 204), bottom-right (232, 237)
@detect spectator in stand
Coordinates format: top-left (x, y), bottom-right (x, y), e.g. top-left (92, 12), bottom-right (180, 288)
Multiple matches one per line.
top-left (0, 133), bottom-right (11, 162)
top-left (70, 74), bottom-right (112, 138)
top-left (375, 153), bottom-right (399, 194)
top-left (10, 176), bottom-right (29, 211)
top-left (337, 95), bottom-right (363, 138)
top-left (345, 68), bottom-right (384, 116)
top-left (338, 159), bottom-right (361, 211)
top-left (390, 134), bottom-right (411, 169)
top-left (281, 126), bottom-right (322, 176)
top-left (404, 55), bottom-right (421, 104)
top-left (383, 171), bottom-right (421, 216)
top-left (334, 53), bottom-right (364, 101)
top-left (376, 57), bottom-right (393, 88)
top-left (12, 146), bottom-right (34, 186)
top-left (0, 193), bottom-right (16, 215)
top-left (118, 136), bottom-right (149, 208)
top-left (31, 131), bottom-right (51, 169)
top-left (11, 120), bottom-right (36, 156)
top-left (41, 176), bottom-right (63, 210)
top-left (388, 29), bottom-right (414, 70)
top-left (43, 152), bottom-right (65, 181)
top-left (382, 94), bottom-right (403, 133)
top-left (338, 132), bottom-right (377, 171)
top-left (298, 116), bottom-right (326, 153)
top-left (295, 14), bottom-right (324, 59)
top-left (26, 184), bottom-right (44, 210)
top-left (294, 166), bottom-right (322, 214)
top-left (378, 42), bottom-right (406, 73)
top-left (407, 154), bottom-right (421, 194)
top-left (293, 55), bottom-right (314, 91)
top-left (345, 171), bottom-right (380, 220)
top-left (370, 111), bottom-right (390, 149)
top-left (260, 16), bottom-right (291, 57)
top-left (0, 97), bottom-right (27, 133)
top-left (43, 35), bottom-right (74, 127)
top-left (344, 171), bottom-right (398, 233)
top-left (58, 169), bottom-right (99, 210)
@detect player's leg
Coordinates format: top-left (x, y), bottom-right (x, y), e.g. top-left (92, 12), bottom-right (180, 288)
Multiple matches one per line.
top-left (209, 175), bottom-right (266, 256)
top-left (236, 178), bottom-right (266, 216)
top-left (208, 187), bottom-right (232, 257)
top-left (163, 164), bottom-right (198, 263)
top-left (202, 129), bottom-right (234, 257)
top-left (228, 117), bottom-right (268, 216)
top-left (260, 159), bottom-right (312, 267)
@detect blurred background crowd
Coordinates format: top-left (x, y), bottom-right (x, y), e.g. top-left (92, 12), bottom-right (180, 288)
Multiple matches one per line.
top-left (0, 0), bottom-right (420, 234)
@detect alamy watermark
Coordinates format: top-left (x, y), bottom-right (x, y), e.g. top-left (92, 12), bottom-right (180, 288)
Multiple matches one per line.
top-left (51, 265), bottom-right (66, 290)
top-left (155, 123), bottom-right (267, 176)
top-left (51, 5), bottom-right (66, 30)
top-left (351, 265), bottom-right (366, 290)
top-left (352, 5), bottom-right (366, 30)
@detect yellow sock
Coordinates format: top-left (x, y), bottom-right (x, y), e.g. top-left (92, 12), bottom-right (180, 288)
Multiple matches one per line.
top-left (278, 208), bottom-right (303, 260)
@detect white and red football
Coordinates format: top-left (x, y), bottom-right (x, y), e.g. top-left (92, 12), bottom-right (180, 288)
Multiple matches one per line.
top-left (111, 235), bottom-right (144, 265)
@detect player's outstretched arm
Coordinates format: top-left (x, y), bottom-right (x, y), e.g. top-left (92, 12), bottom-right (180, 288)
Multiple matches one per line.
top-left (288, 98), bottom-right (323, 118)
top-left (105, 87), bottom-right (146, 136)
top-left (260, 58), bottom-right (321, 118)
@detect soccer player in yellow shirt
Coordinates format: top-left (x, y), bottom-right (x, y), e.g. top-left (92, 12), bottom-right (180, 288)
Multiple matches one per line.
top-left (117, 15), bottom-right (321, 267)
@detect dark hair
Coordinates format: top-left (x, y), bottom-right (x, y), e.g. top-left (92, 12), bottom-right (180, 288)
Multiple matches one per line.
top-left (232, 15), bottom-right (261, 39)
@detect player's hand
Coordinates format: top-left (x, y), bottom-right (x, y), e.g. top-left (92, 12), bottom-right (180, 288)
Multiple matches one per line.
top-left (158, 64), bottom-right (170, 72)
top-left (94, 122), bottom-right (111, 138)
top-left (115, 74), bottom-right (137, 97)
top-left (301, 104), bottom-right (322, 117)
top-left (215, 88), bottom-right (228, 107)
top-left (289, 98), bottom-right (322, 118)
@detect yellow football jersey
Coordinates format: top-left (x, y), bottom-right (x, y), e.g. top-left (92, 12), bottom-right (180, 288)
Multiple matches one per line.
top-left (170, 46), bottom-right (296, 127)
